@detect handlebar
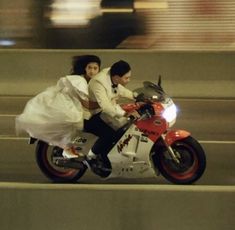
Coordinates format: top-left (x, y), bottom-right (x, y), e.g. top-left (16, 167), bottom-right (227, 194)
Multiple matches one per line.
top-left (127, 104), bottom-right (155, 123)
top-left (137, 103), bottom-right (155, 117)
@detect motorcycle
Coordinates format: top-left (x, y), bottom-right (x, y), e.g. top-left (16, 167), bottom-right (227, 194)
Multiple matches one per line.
top-left (31, 78), bottom-right (206, 184)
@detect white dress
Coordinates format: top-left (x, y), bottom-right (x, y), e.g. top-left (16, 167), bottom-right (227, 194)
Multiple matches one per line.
top-left (15, 75), bottom-right (88, 148)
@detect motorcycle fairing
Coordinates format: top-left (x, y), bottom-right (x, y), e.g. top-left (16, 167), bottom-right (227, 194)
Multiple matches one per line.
top-left (164, 129), bottom-right (191, 145)
top-left (106, 124), bottom-right (157, 179)
top-left (135, 116), bottom-right (168, 143)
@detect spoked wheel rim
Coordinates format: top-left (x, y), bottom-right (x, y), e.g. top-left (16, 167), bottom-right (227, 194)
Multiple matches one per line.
top-left (161, 142), bottom-right (199, 180)
top-left (40, 143), bottom-right (82, 179)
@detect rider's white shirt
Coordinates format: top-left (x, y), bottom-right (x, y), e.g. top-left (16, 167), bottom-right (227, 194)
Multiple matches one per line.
top-left (88, 68), bottom-right (134, 129)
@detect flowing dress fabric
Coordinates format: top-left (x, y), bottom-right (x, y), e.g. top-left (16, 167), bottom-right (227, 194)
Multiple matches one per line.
top-left (15, 75), bottom-right (88, 148)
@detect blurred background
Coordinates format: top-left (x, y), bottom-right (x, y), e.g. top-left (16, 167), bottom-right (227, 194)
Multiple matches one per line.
top-left (0, 0), bottom-right (235, 50)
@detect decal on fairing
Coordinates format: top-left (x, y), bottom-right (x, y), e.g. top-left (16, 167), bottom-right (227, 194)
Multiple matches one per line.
top-left (140, 134), bottom-right (148, 142)
top-left (139, 129), bottom-right (158, 136)
top-left (117, 134), bottom-right (133, 153)
top-left (154, 119), bottom-right (162, 125)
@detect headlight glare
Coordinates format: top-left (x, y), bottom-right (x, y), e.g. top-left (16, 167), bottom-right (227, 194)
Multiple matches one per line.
top-left (162, 104), bottom-right (177, 122)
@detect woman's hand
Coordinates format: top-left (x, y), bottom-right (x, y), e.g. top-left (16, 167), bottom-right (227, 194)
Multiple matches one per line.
top-left (125, 110), bottom-right (140, 120)
top-left (77, 94), bottom-right (99, 110)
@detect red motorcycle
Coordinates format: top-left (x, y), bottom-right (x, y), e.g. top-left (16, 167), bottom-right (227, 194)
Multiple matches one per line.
top-left (33, 78), bottom-right (206, 184)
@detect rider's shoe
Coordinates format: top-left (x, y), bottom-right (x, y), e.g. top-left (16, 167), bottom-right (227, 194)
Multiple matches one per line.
top-left (81, 150), bottom-right (96, 168)
top-left (82, 150), bottom-right (111, 177)
top-left (86, 150), bottom-right (97, 160)
top-left (84, 156), bottom-right (111, 178)
top-left (62, 147), bottom-right (83, 159)
top-left (83, 158), bottom-right (96, 170)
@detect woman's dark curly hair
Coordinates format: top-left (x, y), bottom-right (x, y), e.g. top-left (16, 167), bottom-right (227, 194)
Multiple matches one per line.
top-left (71, 55), bottom-right (101, 75)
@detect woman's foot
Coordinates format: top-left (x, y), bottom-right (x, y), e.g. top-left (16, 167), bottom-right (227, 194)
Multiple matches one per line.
top-left (62, 147), bottom-right (81, 159)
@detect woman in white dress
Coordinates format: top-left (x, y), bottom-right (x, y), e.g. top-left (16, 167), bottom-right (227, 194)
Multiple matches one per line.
top-left (15, 55), bottom-right (101, 158)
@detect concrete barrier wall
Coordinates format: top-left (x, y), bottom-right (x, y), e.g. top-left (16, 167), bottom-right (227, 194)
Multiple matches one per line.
top-left (0, 49), bottom-right (235, 98)
top-left (1, 183), bottom-right (235, 230)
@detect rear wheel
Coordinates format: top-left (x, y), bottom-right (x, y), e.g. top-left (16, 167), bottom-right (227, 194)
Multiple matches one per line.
top-left (36, 141), bottom-right (87, 183)
top-left (153, 136), bottom-right (206, 184)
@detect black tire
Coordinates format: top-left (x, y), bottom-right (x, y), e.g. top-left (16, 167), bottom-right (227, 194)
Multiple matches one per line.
top-left (152, 136), bottom-right (206, 184)
top-left (36, 141), bottom-right (87, 183)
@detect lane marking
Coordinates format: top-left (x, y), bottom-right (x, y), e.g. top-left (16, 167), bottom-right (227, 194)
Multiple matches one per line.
top-left (174, 98), bottom-right (235, 102)
top-left (0, 114), bottom-right (17, 117)
top-left (0, 136), bottom-right (235, 144)
top-left (199, 140), bottom-right (235, 145)
top-left (0, 136), bottom-right (28, 140)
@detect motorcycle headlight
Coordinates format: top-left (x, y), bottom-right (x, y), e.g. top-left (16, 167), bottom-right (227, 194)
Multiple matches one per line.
top-left (162, 104), bottom-right (177, 122)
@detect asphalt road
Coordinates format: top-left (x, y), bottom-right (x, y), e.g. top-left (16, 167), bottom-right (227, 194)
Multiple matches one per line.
top-left (0, 96), bottom-right (234, 185)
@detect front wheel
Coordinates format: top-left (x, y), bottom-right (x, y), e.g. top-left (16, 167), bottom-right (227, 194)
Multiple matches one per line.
top-left (36, 141), bottom-right (87, 183)
top-left (152, 136), bottom-right (206, 184)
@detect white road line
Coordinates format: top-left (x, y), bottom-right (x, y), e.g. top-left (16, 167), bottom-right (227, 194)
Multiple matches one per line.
top-left (174, 98), bottom-right (235, 102)
top-left (0, 136), bottom-right (235, 144)
top-left (199, 140), bottom-right (235, 144)
top-left (0, 114), bottom-right (17, 117)
top-left (0, 136), bottom-right (28, 140)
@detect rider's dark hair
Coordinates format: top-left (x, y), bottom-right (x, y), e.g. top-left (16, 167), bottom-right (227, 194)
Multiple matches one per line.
top-left (110, 60), bottom-right (131, 77)
top-left (71, 55), bottom-right (101, 75)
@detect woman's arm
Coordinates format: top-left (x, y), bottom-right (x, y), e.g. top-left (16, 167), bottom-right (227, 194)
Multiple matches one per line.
top-left (77, 94), bottom-right (100, 110)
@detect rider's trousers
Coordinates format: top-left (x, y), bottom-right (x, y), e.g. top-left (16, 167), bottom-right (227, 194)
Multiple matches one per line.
top-left (84, 113), bottom-right (117, 157)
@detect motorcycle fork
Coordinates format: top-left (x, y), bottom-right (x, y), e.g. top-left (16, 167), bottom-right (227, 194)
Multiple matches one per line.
top-left (160, 134), bottom-right (180, 164)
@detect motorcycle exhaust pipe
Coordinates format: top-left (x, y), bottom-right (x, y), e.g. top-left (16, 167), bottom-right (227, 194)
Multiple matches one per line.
top-left (55, 158), bottom-right (86, 170)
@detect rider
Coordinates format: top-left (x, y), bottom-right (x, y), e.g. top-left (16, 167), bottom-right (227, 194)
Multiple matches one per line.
top-left (84, 60), bottom-right (140, 164)
top-left (15, 55), bottom-right (101, 158)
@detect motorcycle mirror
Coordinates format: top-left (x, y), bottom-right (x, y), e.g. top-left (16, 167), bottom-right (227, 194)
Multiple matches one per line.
top-left (158, 75), bottom-right (162, 89)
